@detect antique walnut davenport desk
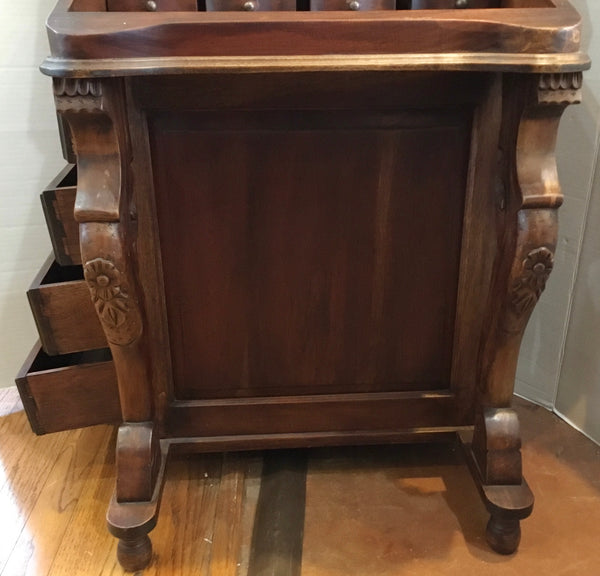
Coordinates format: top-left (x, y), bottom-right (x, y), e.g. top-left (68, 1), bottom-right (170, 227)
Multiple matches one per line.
top-left (17, 0), bottom-right (589, 571)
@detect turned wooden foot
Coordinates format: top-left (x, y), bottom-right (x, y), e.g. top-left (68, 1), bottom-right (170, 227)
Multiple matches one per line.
top-left (458, 412), bottom-right (533, 556)
top-left (117, 534), bottom-right (153, 572)
top-left (486, 514), bottom-right (521, 555)
top-left (107, 439), bottom-right (168, 571)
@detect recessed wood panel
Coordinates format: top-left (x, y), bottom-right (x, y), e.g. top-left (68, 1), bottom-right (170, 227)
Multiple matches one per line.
top-left (150, 110), bottom-right (470, 400)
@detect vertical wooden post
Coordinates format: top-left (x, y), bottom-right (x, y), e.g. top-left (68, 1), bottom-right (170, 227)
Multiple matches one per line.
top-left (463, 71), bottom-right (583, 554)
top-left (54, 77), bottom-right (163, 571)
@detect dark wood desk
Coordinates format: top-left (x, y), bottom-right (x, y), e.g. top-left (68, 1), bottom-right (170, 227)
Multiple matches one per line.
top-left (20, 0), bottom-right (590, 570)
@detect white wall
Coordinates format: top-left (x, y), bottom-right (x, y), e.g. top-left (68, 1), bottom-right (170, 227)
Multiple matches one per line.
top-left (515, 0), bottom-right (600, 446)
top-left (551, 1), bottom-right (600, 444)
top-left (515, 0), bottom-right (600, 406)
top-left (0, 0), bottom-right (64, 387)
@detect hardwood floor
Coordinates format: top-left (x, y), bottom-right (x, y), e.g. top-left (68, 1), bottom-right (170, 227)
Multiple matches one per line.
top-left (1, 388), bottom-right (599, 575)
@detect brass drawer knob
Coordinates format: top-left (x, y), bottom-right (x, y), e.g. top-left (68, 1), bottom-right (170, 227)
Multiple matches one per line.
top-left (243, 1), bottom-right (257, 9)
top-left (348, 0), bottom-right (360, 9)
top-left (145, 0), bottom-right (157, 10)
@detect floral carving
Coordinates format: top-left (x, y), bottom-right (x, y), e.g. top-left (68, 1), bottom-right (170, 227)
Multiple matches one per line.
top-left (84, 258), bottom-right (142, 346)
top-left (510, 247), bottom-right (554, 318)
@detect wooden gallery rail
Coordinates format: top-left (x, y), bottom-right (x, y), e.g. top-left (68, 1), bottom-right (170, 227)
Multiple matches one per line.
top-left (16, 0), bottom-right (589, 571)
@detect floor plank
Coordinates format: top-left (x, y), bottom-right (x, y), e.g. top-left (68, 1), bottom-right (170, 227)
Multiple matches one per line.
top-left (247, 451), bottom-right (307, 576)
top-left (1, 425), bottom-right (113, 576)
top-left (235, 456), bottom-right (263, 576)
top-left (45, 427), bottom-right (118, 576)
top-left (0, 391), bottom-right (598, 575)
top-left (0, 394), bottom-right (71, 574)
top-left (209, 454), bottom-right (249, 576)
top-left (145, 453), bottom-right (221, 576)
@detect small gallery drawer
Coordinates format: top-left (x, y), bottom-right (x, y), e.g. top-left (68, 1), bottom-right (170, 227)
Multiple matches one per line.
top-left (411, 0), bottom-right (500, 8)
top-left (206, 0), bottom-right (296, 11)
top-left (16, 343), bottom-right (121, 435)
top-left (27, 256), bottom-right (107, 356)
top-left (107, 0), bottom-right (197, 10)
top-left (40, 164), bottom-right (80, 267)
top-left (311, 0), bottom-right (394, 10)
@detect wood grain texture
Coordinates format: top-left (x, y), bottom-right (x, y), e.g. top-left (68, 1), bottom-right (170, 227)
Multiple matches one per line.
top-left (166, 393), bottom-right (459, 440)
top-left (1, 425), bottom-right (114, 576)
top-left (472, 408), bottom-right (522, 485)
top-left (27, 0), bottom-right (589, 566)
top-left (479, 73), bottom-right (577, 408)
top-left (450, 73), bottom-right (502, 422)
top-left (248, 451), bottom-right (306, 576)
top-left (310, 0), bottom-right (395, 11)
top-left (15, 343), bottom-right (121, 435)
top-left (207, 0), bottom-right (297, 10)
top-left (0, 393), bottom-right (71, 574)
top-left (151, 109), bottom-right (469, 401)
top-left (133, 71), bottom-right (488, 112)
top-left (108, 0), bottom-right (197, 10)
top-left (124, 79), bottom-right (174, 434)
top-left (209, 455), bottom-right (247, 576)
top-left (0, 398), bottom-right (259, 576)
top-left (27, 257), bottom-right (106, 356)
top-left (57, 77), bottom-right (155, 428)
top-left (115, 423), bottom-right (160, 502)
top-left (41, 0), bottom-right (587, 69)
top-left (39, 164), bottom-right (81, 266)
top-left (2, 391), bottom-right (600, 573)
top-left (413, 0), bottom-right (499, 7)
top-left (45, 429), bottom-right (121, 576)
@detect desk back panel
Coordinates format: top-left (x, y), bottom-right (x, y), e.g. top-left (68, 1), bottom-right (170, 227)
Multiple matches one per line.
top-left (149, 109), bottom-right (471, 401)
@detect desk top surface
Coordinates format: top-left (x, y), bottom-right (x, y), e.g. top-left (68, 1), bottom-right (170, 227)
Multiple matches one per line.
top-left (42, 0), bottom-right (590, 77)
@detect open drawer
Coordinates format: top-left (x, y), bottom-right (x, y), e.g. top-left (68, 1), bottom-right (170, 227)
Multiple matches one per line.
top-left (27, 255), bottom-right (106, 356)
top-left (40, 164), bottom-right (81, 266)
top-left (15, 343), bottom-right (121, 435)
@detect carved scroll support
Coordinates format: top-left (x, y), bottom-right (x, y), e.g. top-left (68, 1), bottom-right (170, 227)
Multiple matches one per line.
top-left (55, 78), bottom-right (164, 570)
top-left (54, 77), bottom-right (151, 421)
top-left (463, 72), bottom-right (583, 555)
top-left (479, 71), bottom-right (582, 408)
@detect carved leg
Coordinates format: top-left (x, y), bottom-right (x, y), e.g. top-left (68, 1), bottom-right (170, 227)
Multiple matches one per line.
top-left (458, 409), bottom-right (533, 555)
top-left (107, 423), bottom-right (164, 571)
top-left (468, 73), bottom-right (582, 553)
top-left (117, 534), bottom-right (153, 572)
top-left (107, 439), bottom-right (169, 572)
top-left (54, 78), bottom-right (165, 570)
top-left (486, 514), bottom-right (521, 555)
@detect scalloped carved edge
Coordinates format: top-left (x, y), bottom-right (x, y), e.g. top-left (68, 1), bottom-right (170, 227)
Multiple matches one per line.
top-left (54, 78), bottom-right (104, 113)
top-left (53, 78), bottom-right (103, 98)
top-left (509, 247), bottom-right (554, 319)
top-left (538, 72), bottom-right (583, 105)
top-left (84, 257), bottom-right (143, 346)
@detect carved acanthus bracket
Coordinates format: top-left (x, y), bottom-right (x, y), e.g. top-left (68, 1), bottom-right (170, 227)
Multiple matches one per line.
top-left (84, 257), bottom-right (143, 346)
top-left (537, 72), bottom-right (583, 106)
top-left (56, 78), bottom-right (152, 425)
top-left (53, 78), bottom-right (104, 113)
top-left (479, 72), bottom-right (571, 406)
top-left (509, 247), bottom-right (554, 319)
top-left (53, 77), bottom-right (121, 221)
